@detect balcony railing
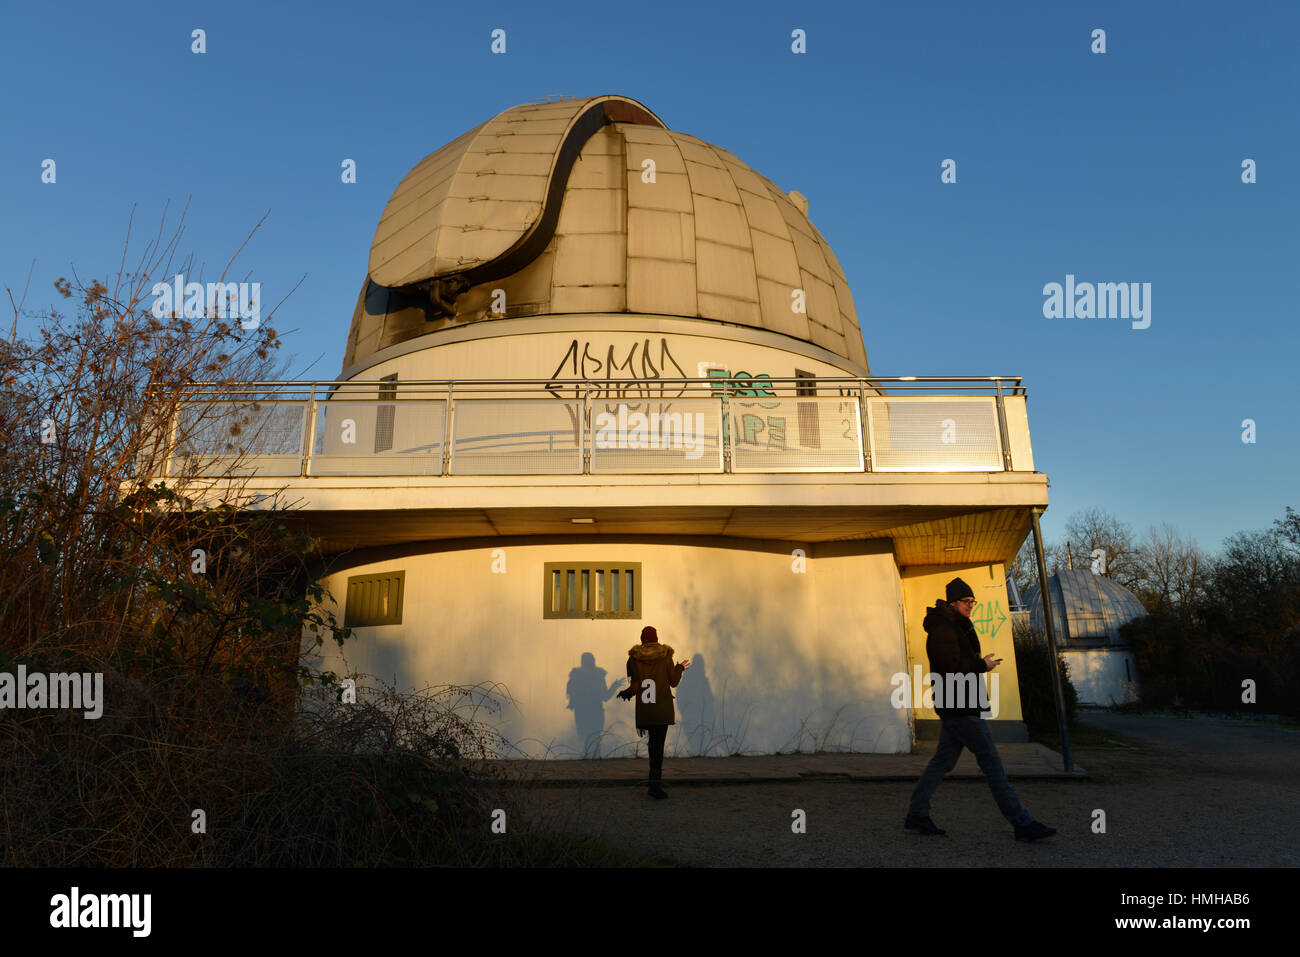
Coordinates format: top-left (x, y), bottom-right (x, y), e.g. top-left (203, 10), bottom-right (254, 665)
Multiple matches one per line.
top-left (152, 376), bottom-right (1033, 478)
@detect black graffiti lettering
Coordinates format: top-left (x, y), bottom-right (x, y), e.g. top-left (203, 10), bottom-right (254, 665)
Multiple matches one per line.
top-left (546, 340), bottom-right (581, 399)
top-left (546, 337), bottom-right (689, 402)
top-left (583, 342), bottom-right (603, 378)
top-left (604, 342), bottom-right (639, 399)
top-left (641, 339), bottom-right (659, 379)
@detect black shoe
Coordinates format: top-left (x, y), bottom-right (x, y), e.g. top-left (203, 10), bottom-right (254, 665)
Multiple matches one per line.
top-left (903, 814), bottom-right (946, 835)
top-left (1014, 820), bottom-right (1057, 841)
top-left (648, 785), bottom-right (668, 799)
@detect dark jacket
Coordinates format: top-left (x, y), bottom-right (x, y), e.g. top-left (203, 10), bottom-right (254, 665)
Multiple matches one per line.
top-left (624, 643), bottom-right (685, 729)
top-left (923, 600), bottom-right (989, 718)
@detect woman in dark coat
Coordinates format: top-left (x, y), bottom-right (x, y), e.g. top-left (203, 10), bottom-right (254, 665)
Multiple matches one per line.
top-left (618, 625), bottom-right (689, 798)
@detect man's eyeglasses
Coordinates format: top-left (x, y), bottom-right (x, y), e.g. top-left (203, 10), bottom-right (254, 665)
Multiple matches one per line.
top-left (956, 598), bottom-right (977, 606)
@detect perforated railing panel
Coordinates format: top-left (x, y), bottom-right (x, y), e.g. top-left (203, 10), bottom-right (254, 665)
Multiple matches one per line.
top-left (589, 399), bottom-right (724, 473)
top-left (866, 397), bottom-right (1003, 471)
top-left (174, 401), bottom-right (307, 476)
top-left (730, 397), bottom-right (863, 472)
top-left (450, 400), bottom-right (583, 474)
top-left (312, 401), bottom-right (445, 475)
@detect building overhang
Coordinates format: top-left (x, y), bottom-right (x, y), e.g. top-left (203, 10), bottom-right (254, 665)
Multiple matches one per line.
top-left (142, 373), bottom-right (1048, 567)
top-left (160, 470), bottom-right (1047, 566)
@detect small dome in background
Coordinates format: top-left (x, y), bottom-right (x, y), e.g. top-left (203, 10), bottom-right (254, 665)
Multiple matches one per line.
top-left (1022, 568), bottom-right (1147, 645)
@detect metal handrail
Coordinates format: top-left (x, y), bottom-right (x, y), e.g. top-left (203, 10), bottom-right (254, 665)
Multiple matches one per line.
top-left (156, 375), bottom-right (1031, 478)
top-left (155, 375), bottom-right (1024, 392)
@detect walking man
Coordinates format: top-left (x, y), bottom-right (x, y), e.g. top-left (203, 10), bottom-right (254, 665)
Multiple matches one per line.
top-left (904, 577), bottom-right (1057, 841)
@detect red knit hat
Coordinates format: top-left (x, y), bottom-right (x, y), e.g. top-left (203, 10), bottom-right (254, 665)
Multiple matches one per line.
top-left (640, 626), bottom-right (658, 643)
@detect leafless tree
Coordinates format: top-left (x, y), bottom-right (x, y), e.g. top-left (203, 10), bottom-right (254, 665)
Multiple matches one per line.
top-left (1131, 522), bottom-right (1210, 614)
top-left (0, 204), bottom-right (348, 865)
top-left (1274, 506), bottom-right (1300, 553)
top-left (1046, 507), bottom-right (1140, 589)
top-left (1, 202), bottom-right (291, 656)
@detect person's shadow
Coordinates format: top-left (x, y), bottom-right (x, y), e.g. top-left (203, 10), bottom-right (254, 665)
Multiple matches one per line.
top-left (565, 652), bottom-right (626, 757)
top-left (674, 653), bottom-right (715, 756)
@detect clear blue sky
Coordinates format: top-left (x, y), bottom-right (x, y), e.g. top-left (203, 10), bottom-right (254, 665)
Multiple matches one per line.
top-left (2, 0), bottom-right (1295, 552)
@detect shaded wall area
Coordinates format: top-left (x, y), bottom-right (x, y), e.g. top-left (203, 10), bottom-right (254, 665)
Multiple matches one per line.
top-left (900, 563), bottom-right (1025, 732)
top-left (1062, 648), bottom-right (1141, 706)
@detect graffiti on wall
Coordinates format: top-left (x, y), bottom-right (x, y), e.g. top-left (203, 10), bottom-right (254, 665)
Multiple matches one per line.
top-left (545, 338), bottom-right (691, 401)
top-left (973, 600), bottom-right (1008, 640)
top-left (704, 368), bottom-right (778, 407)
top-left (540, 338), bottom-right (854, 454)
top-left (704, 367), bottom-right (789, 449)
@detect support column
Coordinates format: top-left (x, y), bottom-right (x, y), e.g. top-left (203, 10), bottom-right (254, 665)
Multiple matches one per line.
top-left (1031, 507), bottom-right (1073, 772)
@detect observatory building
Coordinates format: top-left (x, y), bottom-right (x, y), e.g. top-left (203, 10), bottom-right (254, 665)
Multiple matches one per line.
top-left (1023, 569), bottom-right (1145, 706)
top-left (169, 95), bottom-right (1051, 756)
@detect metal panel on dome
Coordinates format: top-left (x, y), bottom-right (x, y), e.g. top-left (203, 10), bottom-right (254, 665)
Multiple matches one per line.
top-left (755, 277), bottom-right (811, 341)
top-left (1024, 569), bottom-right (1147, 644)
top-left (369, 125), bottom-right (485, 286)
top-left (368, 96), bottom-right (665, 289)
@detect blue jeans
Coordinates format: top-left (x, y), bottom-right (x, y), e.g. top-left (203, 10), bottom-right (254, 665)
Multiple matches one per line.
top-left (908, 716), bottom-right (1034, 827)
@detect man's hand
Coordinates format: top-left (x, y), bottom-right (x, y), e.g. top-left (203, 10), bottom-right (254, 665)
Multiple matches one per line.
top-left (680, 658), bottom-right (691, 670)
top-left (983, 654), bottom-right (1002, 671)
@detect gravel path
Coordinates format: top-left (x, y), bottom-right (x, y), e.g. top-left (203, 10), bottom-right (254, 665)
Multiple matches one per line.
top-left (510, 713), bottom-right (1300, 866)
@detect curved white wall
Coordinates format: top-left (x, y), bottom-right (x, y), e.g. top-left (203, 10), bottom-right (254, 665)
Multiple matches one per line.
top-left (307, 538), bottom-right (913, 758)
top-left (344, 317), bottom-right (864, 387)
top-left (1062, 648), bottom-right (1141, 706)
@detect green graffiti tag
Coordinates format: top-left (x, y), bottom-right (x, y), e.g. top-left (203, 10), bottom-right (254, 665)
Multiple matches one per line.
top-left (707, 368), bottom-right (787, 448)
top-left (973, 599), bottom-right (1008, 639)
top-left (705, 368), bottom-right (779, 407)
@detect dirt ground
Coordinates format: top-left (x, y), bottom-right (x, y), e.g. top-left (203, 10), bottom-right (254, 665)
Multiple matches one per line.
top-left (510, 713), bottom-right (1300, 866)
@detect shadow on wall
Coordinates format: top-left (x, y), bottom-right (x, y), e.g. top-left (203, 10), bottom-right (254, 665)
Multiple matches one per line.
top-left (564, 652), bottom-right (627, 757)
top-left (553, 638), bottom-right (723, 759)
top-left (661, 564), bottom-right (909, 756)
top-left (675, 653), bottom-right (716, 756)
top-left (662, 578), bottom-right (755, 756)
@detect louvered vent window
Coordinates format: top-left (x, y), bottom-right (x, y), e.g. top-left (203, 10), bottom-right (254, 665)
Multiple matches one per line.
top-left (543, 562), bottom-right (641, 619)
top-left (345, 570), bottom-right (405, 626)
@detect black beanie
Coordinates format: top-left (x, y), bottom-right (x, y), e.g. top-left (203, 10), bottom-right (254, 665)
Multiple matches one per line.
top-left (945, 577), bottom-right (974, 603)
